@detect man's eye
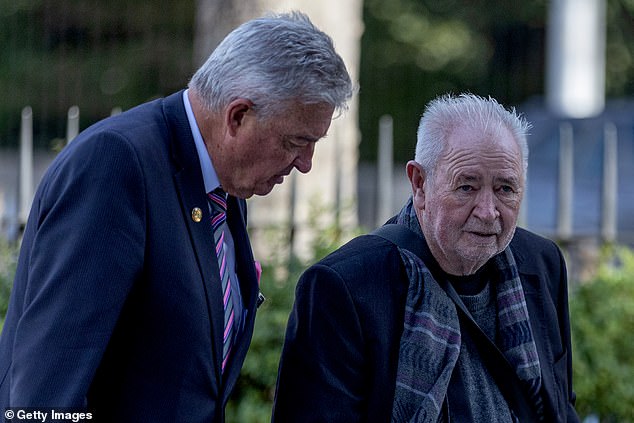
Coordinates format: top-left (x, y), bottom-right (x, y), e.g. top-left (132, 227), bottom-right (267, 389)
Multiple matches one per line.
top-left (458, 185), bottom-right (473, 192)
top-left (291, 139), bottom-right (310, 147)
top-left (500, 185), bottom-right (515, 193)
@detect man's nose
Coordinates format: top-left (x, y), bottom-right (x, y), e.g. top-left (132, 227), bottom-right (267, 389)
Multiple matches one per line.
top-left (294, 143), bottom-right (315, 174)
top-left (473, 189), bottom-right (500, 222)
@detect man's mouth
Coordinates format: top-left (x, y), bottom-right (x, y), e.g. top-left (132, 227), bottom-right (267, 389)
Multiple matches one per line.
top-left (466, 229), bottom-right (500, 239)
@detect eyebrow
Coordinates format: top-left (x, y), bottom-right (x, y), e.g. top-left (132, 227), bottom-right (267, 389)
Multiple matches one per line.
top-left (455, 174), bottom-right (480, 183)
top-left (453, 174), bottom-right (520, 186)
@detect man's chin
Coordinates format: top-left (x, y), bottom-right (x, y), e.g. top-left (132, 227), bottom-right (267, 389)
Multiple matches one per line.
top-left (252, 183), bottom-right (277, 197)
top-left (247, 176), bottom-right (288, 197)
top-left (227, 186), bottom-right (257, 199)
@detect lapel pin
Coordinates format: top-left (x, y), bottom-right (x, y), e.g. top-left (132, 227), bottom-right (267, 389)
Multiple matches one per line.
top-left (191, 207), bottom-right (203, 223)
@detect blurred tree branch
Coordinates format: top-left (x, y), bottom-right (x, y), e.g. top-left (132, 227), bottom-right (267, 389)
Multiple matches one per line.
top-left (193, 0), bottom-right (257, 67)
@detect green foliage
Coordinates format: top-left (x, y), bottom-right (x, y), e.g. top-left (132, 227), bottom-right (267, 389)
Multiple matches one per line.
top-left (2, 219), bottom-right (634, 422)
top-left (570, 246), bottom-right (634, 422)
top-left (305, 197), bottom-right (367, 262)
top-left (0, 0), bottom-right (195, 147)
top-left (225, 258), bottom-right (301, 423)
top-left (360, 0), bottom-right (548, 162)
top-left (0, 238), bottom-right (18, 332)
top-left (359, 0), bottom-right (634, 162)
top-left (226, 202), bottom-right (361, 422)
top-left (2, 0), bottom-right (633, 155)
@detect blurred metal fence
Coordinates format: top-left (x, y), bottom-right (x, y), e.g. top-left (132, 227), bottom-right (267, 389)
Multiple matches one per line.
top-left (1, 107), bottom-right (632, 250)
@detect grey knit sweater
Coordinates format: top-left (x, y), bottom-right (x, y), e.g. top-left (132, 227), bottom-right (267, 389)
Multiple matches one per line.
top-left (445, 274), bottom-right (514, 422)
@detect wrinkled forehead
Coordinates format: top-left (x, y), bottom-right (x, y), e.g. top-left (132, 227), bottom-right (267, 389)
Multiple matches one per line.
top-left (435, 124), bottom-right (523, 177)
top-left (445, 120), bottom-right (519, 150)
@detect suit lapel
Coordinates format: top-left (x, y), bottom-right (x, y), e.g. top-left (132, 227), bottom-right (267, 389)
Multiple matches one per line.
top-left (163, 91), bottom-right (260, 399)
top-left (521, 272), bottom-right (559, 419)
top-left (163, 91), bottom-right (225, 385)
top-left (513, 232), bottom-right (564, 420)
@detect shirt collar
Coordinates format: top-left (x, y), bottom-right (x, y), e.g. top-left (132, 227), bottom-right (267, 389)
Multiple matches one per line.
top-left (183, 89), bottom-right (221, 193)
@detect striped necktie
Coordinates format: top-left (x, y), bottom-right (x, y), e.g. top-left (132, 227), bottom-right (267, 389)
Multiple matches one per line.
top-left (207, 188), bottom-right (235, 373)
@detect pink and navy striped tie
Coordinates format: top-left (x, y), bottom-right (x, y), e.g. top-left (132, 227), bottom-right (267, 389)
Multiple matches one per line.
top-left (207, 188), bottom-right (234, 373)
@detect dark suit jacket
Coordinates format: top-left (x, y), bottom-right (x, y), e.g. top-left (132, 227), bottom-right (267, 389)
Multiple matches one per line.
top-left (273, 227), bottom-right (580, 422)
top-left (0, 91), bottom-right (260, 422)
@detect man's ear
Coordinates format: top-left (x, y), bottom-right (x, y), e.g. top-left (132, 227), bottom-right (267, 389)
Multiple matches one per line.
top-left (407, 160), bottom-right (427, 210)
top-left (225, 98), bottom-right (254, 137)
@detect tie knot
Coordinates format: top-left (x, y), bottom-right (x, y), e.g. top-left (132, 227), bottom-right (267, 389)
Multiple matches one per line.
top-left (208, 188), bottom-right (227, 213)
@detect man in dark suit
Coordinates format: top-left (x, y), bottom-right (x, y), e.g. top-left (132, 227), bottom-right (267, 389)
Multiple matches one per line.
top-left (273, 94), bottom-right (580, 422)
top-left (0, 12), bottom-right (352, 422)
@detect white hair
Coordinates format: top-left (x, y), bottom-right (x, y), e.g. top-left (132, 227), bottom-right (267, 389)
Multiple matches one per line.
top-left (189, 11), bottom-right (353, 119)
top-left (415, 93), bottom-right (530, 179)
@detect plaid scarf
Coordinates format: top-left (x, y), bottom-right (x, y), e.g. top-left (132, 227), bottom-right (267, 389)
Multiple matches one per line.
top-left (391, 199), bottom-right (543, 422)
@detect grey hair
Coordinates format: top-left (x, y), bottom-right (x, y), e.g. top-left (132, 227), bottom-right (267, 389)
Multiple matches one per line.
top-left (415, 93), bottom-right (530, 180)
top-left (188, 11), bottom-right (354, 119)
